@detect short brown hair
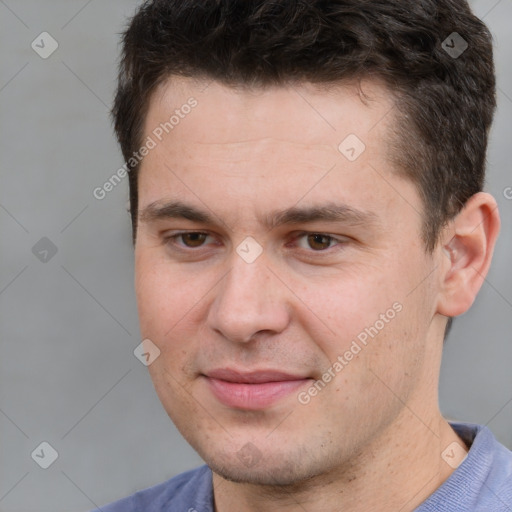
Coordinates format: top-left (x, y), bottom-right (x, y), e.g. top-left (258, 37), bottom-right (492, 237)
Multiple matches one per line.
top-left (112, 0), bottom-right (496, 252)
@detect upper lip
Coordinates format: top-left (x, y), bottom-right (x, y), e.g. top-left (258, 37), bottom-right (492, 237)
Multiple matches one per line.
top-left (205, 368), bottom-right (310, 383)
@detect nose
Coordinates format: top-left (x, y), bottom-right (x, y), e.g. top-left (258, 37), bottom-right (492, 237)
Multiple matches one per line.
top-left (206, 251), bottom-right (290, 343)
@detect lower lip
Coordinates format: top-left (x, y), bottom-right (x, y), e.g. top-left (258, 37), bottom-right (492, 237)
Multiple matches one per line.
top-left (205, 377), bottom-right (311, 410)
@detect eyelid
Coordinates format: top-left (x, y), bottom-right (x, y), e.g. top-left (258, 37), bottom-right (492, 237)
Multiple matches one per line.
top-left (163, 230), bottom-right (349, 252)
top-left (163, 230), bottom-right (216, 249)
top-left (289, 231), bottom-right (349, 252)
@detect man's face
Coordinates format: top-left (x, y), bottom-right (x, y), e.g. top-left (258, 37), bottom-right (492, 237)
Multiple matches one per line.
top-left (134, 77), bottom-right (443, 485)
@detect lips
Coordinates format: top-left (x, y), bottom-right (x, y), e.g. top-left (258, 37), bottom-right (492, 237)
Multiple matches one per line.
top-left (203, 368), bottom-right (312, 410)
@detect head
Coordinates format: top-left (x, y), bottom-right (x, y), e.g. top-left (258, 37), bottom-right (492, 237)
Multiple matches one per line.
top-left (112, 0), bottom-right (499, 487)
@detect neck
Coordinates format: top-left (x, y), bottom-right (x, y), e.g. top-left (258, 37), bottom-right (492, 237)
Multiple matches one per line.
top-left (212, 411), bottom-right (466, 512)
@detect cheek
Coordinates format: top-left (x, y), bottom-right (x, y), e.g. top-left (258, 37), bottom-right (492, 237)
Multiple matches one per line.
top-left (135, 270), bottom-right (166, 336)
top-left (296, 261), bottom-right (429, 397)
top-left (135, 253), bottom-right (191, 332)
top-left (134, 254), bottom-right (213, 373)
top-left (294, 270), bottom-right (397, 359)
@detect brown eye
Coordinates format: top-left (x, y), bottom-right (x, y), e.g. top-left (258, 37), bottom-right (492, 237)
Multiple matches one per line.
top-left (306, 234), bottom-right (334, 251)
top-left (179, 232), bottom-right (208, 247)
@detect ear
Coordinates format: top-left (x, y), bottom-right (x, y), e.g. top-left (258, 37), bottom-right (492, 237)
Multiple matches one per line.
top-left (436, 192), bottom-right (500, 318)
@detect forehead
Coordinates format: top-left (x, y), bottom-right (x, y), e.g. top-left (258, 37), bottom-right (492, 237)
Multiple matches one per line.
top-left (137, 76), bottom-right (421, 236)
top-left (145, 76), bottom-right (395, 149)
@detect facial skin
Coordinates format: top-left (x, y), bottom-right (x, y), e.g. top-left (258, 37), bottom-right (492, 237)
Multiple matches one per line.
top-left (134, 77), bottom-right (500, 511)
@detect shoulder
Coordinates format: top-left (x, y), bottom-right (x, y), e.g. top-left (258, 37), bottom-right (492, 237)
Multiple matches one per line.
top-left (453, 422), bottom-right (512, 510)
top-left (418, 422), bottom-right (512, 511)
top-left (92, 465), bottom-right (212, 512)
top-left (476, 425), bottom-right (512, 510)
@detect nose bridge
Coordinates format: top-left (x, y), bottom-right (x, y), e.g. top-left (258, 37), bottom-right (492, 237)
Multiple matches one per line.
top-left (207, 250), bottom-right (288, 342)
top-left (227, 256), bottom-right (268, 306)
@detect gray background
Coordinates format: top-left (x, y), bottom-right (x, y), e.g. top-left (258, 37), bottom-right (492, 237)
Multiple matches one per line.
top-left (0, 1), bottom-right (511, 510)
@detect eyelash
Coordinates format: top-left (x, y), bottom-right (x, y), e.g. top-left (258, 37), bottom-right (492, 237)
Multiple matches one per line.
top-left (162, 231), bottom-right (347, 254)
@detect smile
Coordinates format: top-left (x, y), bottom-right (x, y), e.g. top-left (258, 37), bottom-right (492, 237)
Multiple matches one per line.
top-left (203, 369), bottom-right (313, 410)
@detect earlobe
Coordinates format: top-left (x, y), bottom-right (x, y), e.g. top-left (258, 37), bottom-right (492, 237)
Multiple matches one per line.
top-left (437, 192), bottom-right (500, 318)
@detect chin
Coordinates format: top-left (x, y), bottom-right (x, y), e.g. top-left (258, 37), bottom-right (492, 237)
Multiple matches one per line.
top-left (211, 463), bottom-right (317, 487)
top-left (205, 450), bottom-right (325, 487)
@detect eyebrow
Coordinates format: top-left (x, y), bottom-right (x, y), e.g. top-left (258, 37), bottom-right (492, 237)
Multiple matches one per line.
top-left (138, 200), bottom-right (379, 231)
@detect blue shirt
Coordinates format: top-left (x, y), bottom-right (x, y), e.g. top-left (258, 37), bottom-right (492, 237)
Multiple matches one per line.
top-left (94, 422), bottom-right (512, 511)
